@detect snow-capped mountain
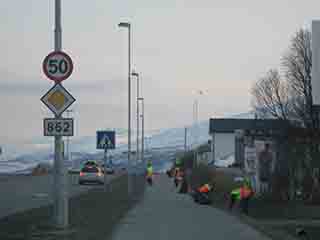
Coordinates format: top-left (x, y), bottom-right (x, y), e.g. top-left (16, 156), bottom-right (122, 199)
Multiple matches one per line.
top-left (0, 111), bottom-right (253, 173)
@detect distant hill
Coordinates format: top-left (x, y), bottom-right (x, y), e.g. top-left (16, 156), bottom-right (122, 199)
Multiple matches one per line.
top-left (0, 111), bottom-right (253, 173)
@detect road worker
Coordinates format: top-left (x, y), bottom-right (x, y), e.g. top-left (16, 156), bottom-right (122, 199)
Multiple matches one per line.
top-left (146, 161), bottom-right (153, 186)
top-left (229, 178), bottom-right (253, 214)
top-left (191, 183), bottom-right (213, 204)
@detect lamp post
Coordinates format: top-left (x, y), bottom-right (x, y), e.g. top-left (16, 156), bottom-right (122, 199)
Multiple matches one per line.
top-left (193, 99), bottom-right (198, 168)
top-left (118, 22), bottom-right (132, 196)
top-left (192, 90), bottom-right (208, 168)
top-left (138, 97), bottom-right (145, 166)
top-left (131, 71), bottom-right (140, 164)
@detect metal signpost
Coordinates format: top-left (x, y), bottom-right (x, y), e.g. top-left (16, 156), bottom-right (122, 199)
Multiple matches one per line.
top-left (40, 0), bottom-right (75, 228)
top-left (97, 131), bottom-right (116, 191)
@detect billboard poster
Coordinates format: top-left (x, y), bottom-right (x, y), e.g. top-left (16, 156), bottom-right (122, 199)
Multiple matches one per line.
top-left (244, 146), bottom-right (258, 192)
top-left (245, 140), bottom-right (276, 194)
top-left (244, 146), bottom-right (257, 173)
top-left (255, 140), bottom-right (276, 194)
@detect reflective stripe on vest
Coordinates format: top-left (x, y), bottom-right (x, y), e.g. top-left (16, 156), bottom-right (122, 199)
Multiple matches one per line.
top-left (147, 167), bottom-right (153, 176)
top-left (231, 188), bottom-right (241, 200)
top-left (199, 185), bottom-right (209, 193)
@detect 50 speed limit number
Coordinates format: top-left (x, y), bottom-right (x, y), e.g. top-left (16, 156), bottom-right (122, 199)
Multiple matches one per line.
top-left (43, 51), bottom-right (73, 83)
top-left (44, 118), bottom-right (74, 136)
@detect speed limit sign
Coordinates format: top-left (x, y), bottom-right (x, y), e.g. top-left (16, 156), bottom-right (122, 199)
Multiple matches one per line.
top-left (43, 51), bottom-right (73, 82)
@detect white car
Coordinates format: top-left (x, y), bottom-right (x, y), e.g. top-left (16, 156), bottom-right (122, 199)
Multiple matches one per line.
top-left (79, 165), bottom-right (104, 185)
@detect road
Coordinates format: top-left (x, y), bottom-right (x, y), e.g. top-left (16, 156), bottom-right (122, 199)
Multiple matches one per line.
top-left (0, 172), bottom-right (121, 219)
top-left (111, 174), bottom-right (271, 240)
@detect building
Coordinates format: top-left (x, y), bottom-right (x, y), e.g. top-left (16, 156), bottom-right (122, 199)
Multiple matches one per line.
top-left (209, 118), bottom-right (289, 166)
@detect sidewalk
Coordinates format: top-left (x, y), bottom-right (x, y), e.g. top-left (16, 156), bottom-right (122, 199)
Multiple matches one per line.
top-left (111, 174), bottom-right (271, 240)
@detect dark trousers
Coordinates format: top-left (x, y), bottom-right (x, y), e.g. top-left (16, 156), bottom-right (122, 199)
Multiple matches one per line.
top-left (174, 178), bottom-right (179, 187)
top-left (229, 195), bottom-right (250, 214)
top-left (240, 197), bottom-right (249, 215)
top-left (192, 191), bottom-right (211, 204)
top-left (147, 176), bottom-right (152, 186)
top-left (179, 179), bottom-right (188, 194)
top-left (229, 194), bottom-right (237, 209)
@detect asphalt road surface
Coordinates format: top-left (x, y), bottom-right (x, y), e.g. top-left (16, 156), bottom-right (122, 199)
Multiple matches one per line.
top-left (0, 172), bottom-right (120, 219)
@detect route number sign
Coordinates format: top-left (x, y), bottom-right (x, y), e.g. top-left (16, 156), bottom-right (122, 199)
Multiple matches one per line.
top-left (44, 118), bottom-right (74, 136)
top-left (43, 51), bottom-right (73, 82)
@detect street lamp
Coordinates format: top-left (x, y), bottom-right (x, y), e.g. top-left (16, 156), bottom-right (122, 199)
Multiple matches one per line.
top-left (138, 97), bottom-right (145, 166)
top-left (118, 21), bottom-right (132, 196)
top-left (192, 90), bottom-right (208, 168)
top-left (131, 71), bottom-right (140, 164)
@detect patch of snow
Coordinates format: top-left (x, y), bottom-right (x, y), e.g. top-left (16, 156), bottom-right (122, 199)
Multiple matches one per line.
top-left (0, 111), bottom-right (251, 173)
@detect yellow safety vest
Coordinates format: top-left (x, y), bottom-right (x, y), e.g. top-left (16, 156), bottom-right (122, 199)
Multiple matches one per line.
top-left (147, 166), bottom-right (153, 177)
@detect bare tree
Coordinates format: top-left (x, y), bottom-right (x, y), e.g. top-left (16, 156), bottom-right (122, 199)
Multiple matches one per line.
top-left (251, 28), bottom-right (319, 200)
top-left (252, 29), bottom-right (313, 126)
top-left (251, 69), bottom-right (291, 120)
top-left (282, 29), bottom-right (320, 200)
top-left (282, 28), bottom-right (313, 128)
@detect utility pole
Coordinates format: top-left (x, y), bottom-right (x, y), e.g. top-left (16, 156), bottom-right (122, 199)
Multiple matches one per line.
top-left (184, 127), bottom-right (187, 153)
top-left (192, 90), bottom-right (206, 168)
top-left (53, 0), bottom-right (68, 228)
top-left (211, 135), bottom-right (215, 166)
top-left (132, 72), bottom-right (140, 163)
top-left (137, 76), bottom-right (139, 163)
top-left (193, 99), bottom-right (199, 168)
top-left (141, 99), bottom-right (145, 165)
top-left (138, 97), bottom-right (145, 166)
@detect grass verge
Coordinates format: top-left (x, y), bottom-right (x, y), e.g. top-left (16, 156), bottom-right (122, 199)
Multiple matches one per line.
top-left (0, 174), bottom-right (145, 240)
top-left (189, 164), bottom-right (320, 239)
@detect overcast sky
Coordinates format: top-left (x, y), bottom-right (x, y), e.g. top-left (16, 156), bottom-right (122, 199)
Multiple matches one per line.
top-left (1, 0), bottom-right (320, 142)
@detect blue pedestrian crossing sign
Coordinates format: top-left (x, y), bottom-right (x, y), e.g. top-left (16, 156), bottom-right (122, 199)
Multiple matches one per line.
top-left (96, 131), bottom-right (116, 150)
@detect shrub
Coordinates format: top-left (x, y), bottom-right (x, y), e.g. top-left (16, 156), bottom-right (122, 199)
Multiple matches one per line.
top-left (190, 163), bottom-right (213, 189)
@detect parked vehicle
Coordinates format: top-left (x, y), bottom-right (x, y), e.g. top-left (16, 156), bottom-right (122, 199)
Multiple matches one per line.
top-left (84, 160), bottom-right (98, 167)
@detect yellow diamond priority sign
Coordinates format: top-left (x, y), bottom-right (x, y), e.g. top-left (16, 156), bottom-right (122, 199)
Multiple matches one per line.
top-left (41, 83), bottom-right (76, 116)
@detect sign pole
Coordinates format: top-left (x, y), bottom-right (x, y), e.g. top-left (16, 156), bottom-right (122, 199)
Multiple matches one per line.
top-left (97, 131), bottom-right (115, 191)
top-left (53, 0), bottom-right (68, 228)
top-left (104, 147), bottom-right (108, 191)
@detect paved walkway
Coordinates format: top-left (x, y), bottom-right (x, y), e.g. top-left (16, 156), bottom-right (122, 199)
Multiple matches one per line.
top-left (111, 175), bottom-right (271, 240)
